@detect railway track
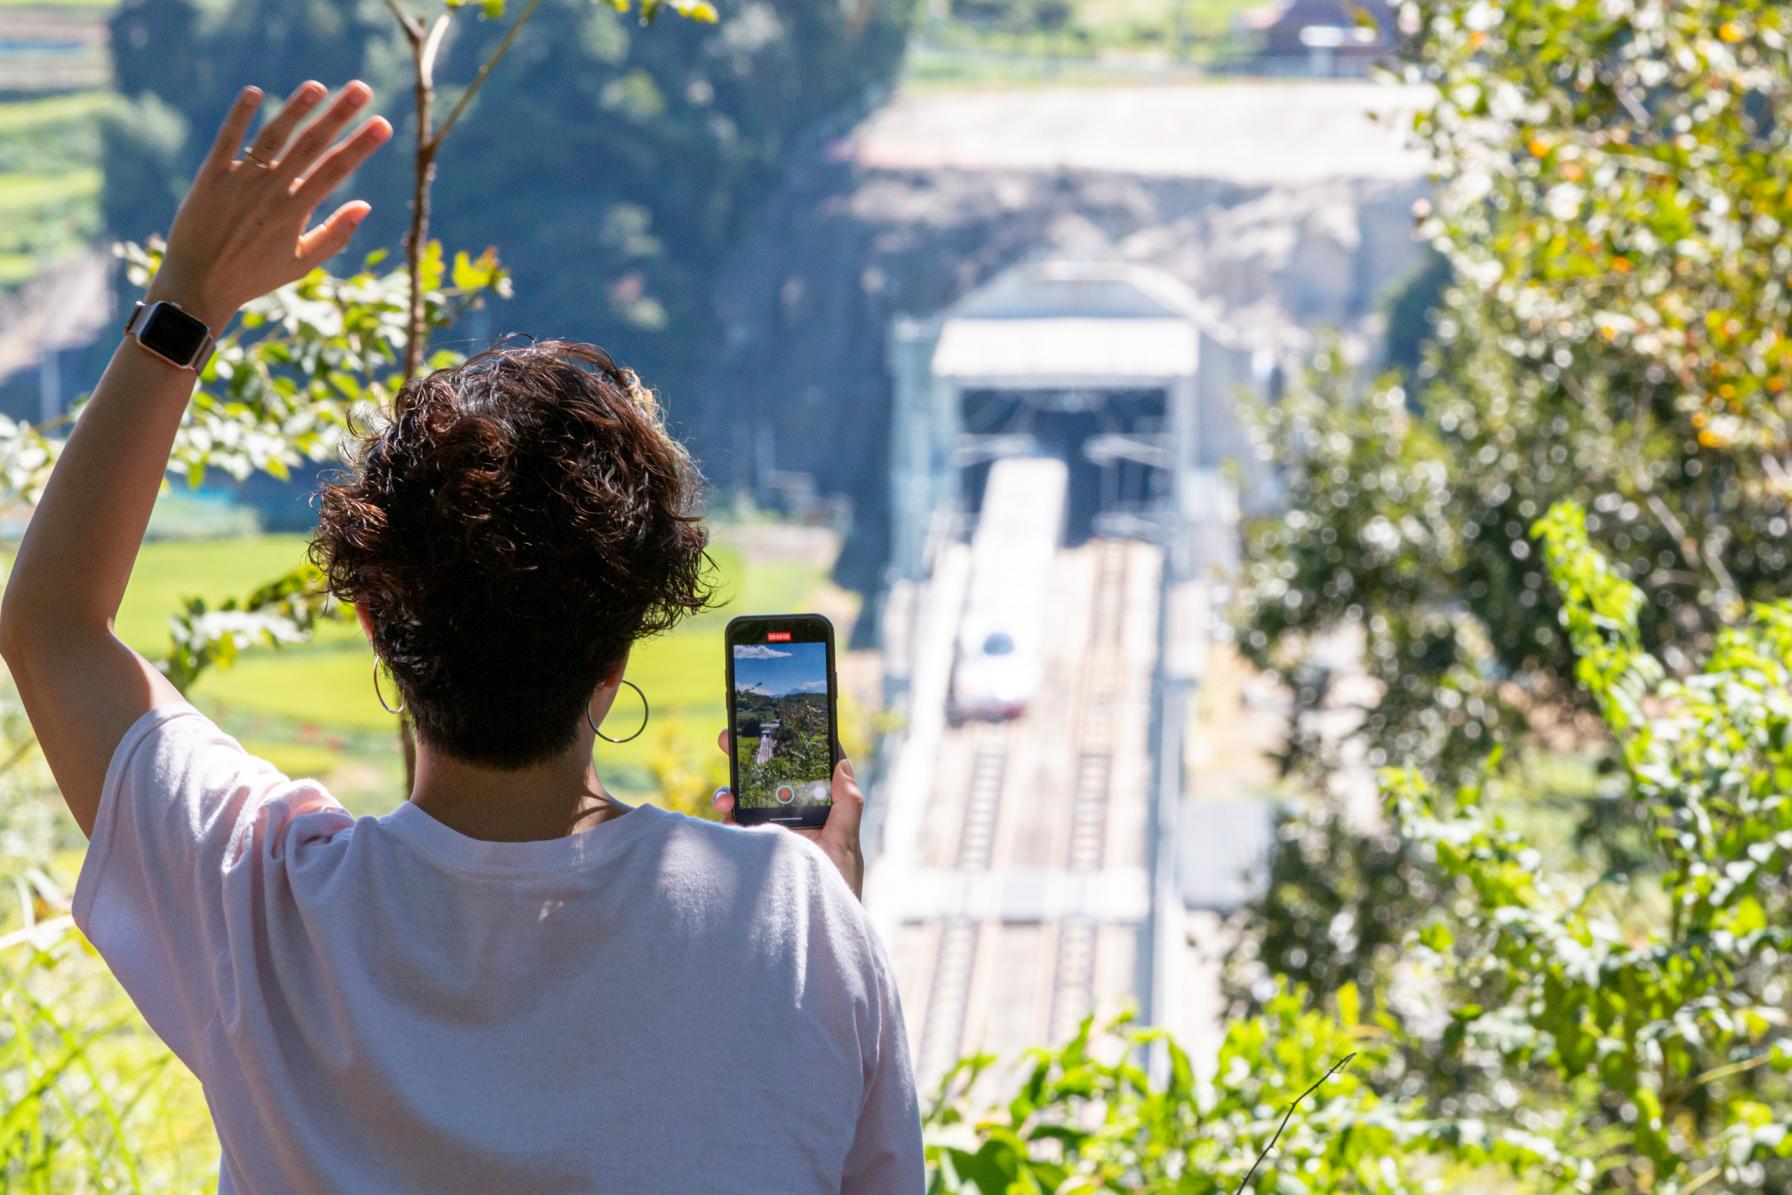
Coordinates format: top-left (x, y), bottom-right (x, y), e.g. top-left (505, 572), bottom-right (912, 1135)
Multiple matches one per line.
top-left (1048, 539), bottom-right (1127, 1041)
top-left (894, 538), bottom-right (1159, 1090)
top-left (914, 725), bottom-right (1009, 1082)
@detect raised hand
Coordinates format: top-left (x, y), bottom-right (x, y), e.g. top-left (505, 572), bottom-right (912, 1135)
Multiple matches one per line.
top-left (146, 80), bottom-right (392, 330)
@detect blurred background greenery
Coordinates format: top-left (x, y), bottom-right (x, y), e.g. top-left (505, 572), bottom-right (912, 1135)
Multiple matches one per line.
top-left (2, 0), bottom-right (1789, 1190)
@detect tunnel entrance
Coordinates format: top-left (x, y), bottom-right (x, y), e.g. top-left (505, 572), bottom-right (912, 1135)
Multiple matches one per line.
top-left (890, 260), bottom-right (1234, 581)
top-left (959, 386), bottom-right (1170, 546)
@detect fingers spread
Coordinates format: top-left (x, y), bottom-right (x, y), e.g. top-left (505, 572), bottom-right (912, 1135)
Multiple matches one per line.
top-left (247, 80), bottom-right (326, 166)
top-left (293, 116), bottom-right (391, 208)
top-left (203, 86), bottom-right (263, 173)
top-left (278, 81), bottom-right (373, 182)
top-left (296, 201), bottom-right (370, 272)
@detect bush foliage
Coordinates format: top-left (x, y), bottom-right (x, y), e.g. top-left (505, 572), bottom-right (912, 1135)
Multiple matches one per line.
top-left (4, 0), bottom-right (1791, 1188)
top-left (1242, 0), bottom-right (1792, 784)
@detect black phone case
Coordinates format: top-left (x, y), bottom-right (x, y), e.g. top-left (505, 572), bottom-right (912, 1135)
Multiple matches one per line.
top-left (725, 613), bottom-right (839, 828)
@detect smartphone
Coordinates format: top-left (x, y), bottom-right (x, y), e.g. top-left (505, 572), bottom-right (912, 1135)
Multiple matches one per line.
top-left (725, 613), bottom-right (839, 827)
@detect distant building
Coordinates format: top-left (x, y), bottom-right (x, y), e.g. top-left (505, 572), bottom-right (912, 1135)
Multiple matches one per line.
top-left (1238, 0), bottom-right (1399, 77)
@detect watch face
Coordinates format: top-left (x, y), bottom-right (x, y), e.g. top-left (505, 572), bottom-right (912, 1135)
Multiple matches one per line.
top-left (140, 304), bottom-right (210, 364)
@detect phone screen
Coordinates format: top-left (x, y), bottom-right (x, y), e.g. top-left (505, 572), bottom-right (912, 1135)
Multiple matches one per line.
top-left (727, 615), bottom-right (836, 823)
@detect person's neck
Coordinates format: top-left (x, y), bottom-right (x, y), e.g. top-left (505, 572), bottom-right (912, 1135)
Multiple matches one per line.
top-left (408, 741), bottom-right (627, 843)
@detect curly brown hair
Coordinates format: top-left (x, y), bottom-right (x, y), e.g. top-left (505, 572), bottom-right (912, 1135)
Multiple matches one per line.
top-left (309, 339), bottom-right (714, 768)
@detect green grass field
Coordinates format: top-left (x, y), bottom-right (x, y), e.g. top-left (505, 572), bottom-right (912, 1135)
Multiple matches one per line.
top-left (0, 92), bottom-right (111, 134)
top-left (0, 168), bottom-right (98, 216)
top-left (904, 0), bottom-right (1262, 87)
top-left (0, 253), bottom-right (38, 286)
top-left (0, 85), bottom-right (110, 289)
top-left (0, 169), bottom-right (101, 270)
top-left (115, 531), bottom-right (836, 813)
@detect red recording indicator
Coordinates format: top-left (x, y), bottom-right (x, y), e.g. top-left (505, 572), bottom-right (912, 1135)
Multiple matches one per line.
top-left (766, 630), bottom-right (792, 642)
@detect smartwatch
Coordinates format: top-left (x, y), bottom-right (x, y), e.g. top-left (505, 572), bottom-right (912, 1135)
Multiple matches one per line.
top-left (123, 300), bottom-right (216, 373)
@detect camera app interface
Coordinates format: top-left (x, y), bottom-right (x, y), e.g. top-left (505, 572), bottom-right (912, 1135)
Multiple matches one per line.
top-left (733, 638), bottom-right (831, 810)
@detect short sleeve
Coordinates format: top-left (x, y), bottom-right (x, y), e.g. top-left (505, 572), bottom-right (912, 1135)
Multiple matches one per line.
top-left (841, 921), bottom-right (925, 1193)
top-left (71, 701), bottom-right (349, 1069)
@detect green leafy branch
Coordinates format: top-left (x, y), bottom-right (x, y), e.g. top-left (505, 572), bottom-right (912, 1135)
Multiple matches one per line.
top-left (1384, 501), bottom-right (1792, 1190)
top-left (921, 984), bottom-right (1560, 1193)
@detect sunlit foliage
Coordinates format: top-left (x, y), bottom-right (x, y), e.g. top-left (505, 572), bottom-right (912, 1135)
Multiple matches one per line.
top-left (1242, 0), bottom-right (1792, 782)
top-left (1380, 501), bottom-right (1792, 1191)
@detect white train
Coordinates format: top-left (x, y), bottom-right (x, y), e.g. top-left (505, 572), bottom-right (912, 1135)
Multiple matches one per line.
top-left (950, 456), bottom-right (1069, 722)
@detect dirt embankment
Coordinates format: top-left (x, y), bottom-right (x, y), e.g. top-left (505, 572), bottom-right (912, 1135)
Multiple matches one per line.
top-left (691, 82), bottom-right (1431, 588)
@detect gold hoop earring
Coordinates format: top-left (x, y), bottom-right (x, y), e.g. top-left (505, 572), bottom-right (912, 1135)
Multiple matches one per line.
top-left (372, 658), bottom-right (405, 715)
top-left (588, 679), bottom-right (648, 744)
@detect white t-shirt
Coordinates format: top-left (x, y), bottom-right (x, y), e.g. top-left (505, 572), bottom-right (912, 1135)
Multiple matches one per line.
top-left (73, 702), bottom-right (922, 1194)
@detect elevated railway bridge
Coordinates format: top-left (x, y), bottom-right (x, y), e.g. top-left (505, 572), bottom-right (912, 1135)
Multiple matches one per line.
top-left (865, 261), bottom-right (1277, 1088)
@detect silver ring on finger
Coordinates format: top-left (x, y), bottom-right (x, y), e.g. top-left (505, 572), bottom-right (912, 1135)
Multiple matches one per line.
top-left (242, 148), bottom-right (275, 170)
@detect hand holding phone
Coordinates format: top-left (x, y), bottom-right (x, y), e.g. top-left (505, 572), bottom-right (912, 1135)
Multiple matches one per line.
top-left (710, 739), bottom-right (865, 900)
